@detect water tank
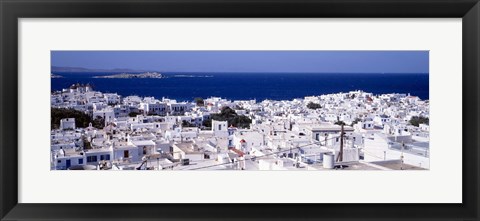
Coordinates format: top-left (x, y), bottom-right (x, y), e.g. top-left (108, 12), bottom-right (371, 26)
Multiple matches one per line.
top-left (323, 153), bottom-right (335, 169)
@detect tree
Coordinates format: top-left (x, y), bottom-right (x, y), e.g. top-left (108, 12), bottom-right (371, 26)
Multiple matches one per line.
top-left (205, 106), bottom-right (252, 129)
top-left (202, 119), bottom-right (212, 128)
top-left (409, 116), bottom-right (429, 127)
top-left (219, 106), bottom-right (236, 116)
top-left (306, 102), bottom-right (322, 110)
top-left (182, 120), bottom-right (195, 127)
top-left (82, 136), bottom-right (92, 150)
top-left (351, 118), bottom-right (361, 126)
top-left (128, 112), bottom-right (140, 117)
top-left (334, 121), bottom-right (346, 126)
top-left (92, 116), bottom-right (105, 129)
top-left (51, 108), bottom-right (92, 129)
top-left (194, 97), bottom-right (204, 106)
top-left (51, 108), bottom-right (105, 129)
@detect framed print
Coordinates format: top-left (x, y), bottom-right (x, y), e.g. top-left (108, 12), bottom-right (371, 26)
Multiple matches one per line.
top-left (1, 0), bottom-right (479, 220)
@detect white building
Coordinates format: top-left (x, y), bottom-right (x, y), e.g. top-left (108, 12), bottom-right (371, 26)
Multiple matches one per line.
top-left (212, 120), bottom-right (228, 138)
top-left (60, 118), bottom-right (76, 130)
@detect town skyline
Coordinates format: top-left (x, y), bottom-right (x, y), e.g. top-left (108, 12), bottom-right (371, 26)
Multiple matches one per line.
top-left (51, 85), bottom-right (430, 171)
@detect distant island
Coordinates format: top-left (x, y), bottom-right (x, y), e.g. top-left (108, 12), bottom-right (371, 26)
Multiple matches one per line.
top-left (51, 73), bottom-right (64, 78)
top-left (93, 72), bottom-right (164, 79)
top-left (51, 66), bottom-right (156, 73)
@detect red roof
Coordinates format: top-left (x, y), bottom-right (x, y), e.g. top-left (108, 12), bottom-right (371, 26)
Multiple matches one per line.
top-left (230, 147), bottom-right (245, 157)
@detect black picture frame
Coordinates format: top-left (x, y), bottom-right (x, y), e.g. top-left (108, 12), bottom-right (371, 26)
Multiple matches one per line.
top-left (1, 0), bottom-right (479, 220)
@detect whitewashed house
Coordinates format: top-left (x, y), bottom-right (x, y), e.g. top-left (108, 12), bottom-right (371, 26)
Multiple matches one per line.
top-left (60, 118), bottom-right (76, 130)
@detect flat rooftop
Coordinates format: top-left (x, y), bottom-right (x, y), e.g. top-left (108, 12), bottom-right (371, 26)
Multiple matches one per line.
top-left (131, 140), bottom-right (156, 146)
top-left (291, 157), bottom-right (382, 170)
top-left (85, 147), bottom-right (112, 153)
top-left (307, 124), bottom-right (354, 132)
top-left (370, 160), bottom-right (426, 170)
top-left (174, 142), bottom-right (204, 154)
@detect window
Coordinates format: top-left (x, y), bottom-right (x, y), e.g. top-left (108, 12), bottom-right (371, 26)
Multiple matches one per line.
top-left (100, 155), bottom-right (104, 161)
top-left (105, 155), bottom-right (110, 160)
top-left (218, 125), bottom-right (221, 131)
top-left (78, 158), bottom-right (83, 164)
top-left (87, 156), bottom-right (97, 163)
top-left (57, 160), bottom-right (61, 163)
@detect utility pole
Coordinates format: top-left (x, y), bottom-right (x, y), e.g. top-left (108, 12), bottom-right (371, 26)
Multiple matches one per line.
top-left (324, 133), bottom-right (328, 146)
top-left (336, 125), bottom-right (344, 163)
top-left (400, 141), bottom-right (405, 170)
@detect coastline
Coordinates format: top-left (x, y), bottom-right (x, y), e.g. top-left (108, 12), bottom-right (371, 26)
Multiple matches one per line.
top-left (51, 72), bottom-right (429, 101)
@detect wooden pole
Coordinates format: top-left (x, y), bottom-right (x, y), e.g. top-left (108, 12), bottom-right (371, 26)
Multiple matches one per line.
top-left (336, 124), bottom-right (344, 162)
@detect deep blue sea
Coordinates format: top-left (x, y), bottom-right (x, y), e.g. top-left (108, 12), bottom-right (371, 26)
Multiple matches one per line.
top-left (51, 72), bottom-right (429, 102)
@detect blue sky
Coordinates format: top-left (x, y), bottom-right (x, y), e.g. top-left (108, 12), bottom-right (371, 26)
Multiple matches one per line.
top-left (51, 51), bottom-right (429, 73)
